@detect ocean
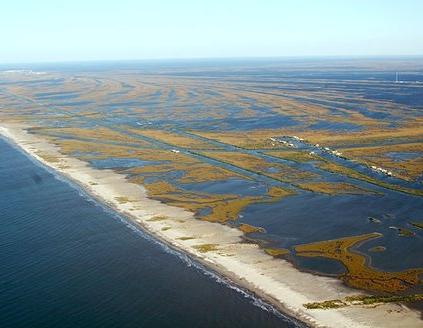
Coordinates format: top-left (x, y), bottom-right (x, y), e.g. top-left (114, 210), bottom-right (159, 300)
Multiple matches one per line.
top-left (0, 137), bottom-right (298, 328)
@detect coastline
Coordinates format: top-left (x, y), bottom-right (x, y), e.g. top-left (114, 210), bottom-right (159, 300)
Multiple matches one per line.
top-left (1, 123), bottom-right (422, 328)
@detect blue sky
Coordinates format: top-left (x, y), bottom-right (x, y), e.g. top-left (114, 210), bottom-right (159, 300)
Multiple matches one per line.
top-left (1, 0), bottom-right (422, 63)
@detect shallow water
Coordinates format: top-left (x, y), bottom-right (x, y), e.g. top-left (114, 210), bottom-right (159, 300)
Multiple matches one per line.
top-left (386, 151), bottom-right (421, 162)
top-left (0, 138), bottom-right (298, 328)
top-left (240, 190), bottom-right (423, 272)
top-left (90, 158), bottom-right (162, 169)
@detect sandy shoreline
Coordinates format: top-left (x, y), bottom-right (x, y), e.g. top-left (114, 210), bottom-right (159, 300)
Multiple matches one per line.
top-left (1, 123), bottom-right (422, 328)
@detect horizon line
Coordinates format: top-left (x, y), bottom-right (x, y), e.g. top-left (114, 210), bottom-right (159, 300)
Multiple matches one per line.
top-left (2, 54), bottom-right (423, 67)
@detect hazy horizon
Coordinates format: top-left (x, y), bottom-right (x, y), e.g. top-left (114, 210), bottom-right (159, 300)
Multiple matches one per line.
top-left (1, 0), bottom-right (423, 64)
top-left (2, 55), bottom-right (423, 68)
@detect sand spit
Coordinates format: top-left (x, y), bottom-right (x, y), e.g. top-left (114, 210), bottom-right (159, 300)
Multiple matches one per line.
top-left (1, 123), bottom-right (421, 328)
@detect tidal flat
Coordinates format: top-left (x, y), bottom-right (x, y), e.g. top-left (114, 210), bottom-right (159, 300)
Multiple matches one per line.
top-left (1, 58), bottom-right (423, 327)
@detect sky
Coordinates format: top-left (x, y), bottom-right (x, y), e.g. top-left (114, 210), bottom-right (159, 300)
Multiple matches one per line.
top-left (1, 0), bottom-right (423, 63)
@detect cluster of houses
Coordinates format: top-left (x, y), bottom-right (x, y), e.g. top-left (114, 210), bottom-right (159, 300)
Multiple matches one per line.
top-left (136, 121), bottom-right (153, 126)
top-left (313, 143), bottom-right (345, 158)
top-left (313, 142), bottom-right (393, 177)
top-left (269, 137), bottom-right (296, 148)
top-left (269, 135), bottom-right (394, 178)
top-left (269, 136), bottom-right (306, 148)
top-left (370, 165), bottom-right (392, 176)
top-left (283, 140), bottom-right (296, 148)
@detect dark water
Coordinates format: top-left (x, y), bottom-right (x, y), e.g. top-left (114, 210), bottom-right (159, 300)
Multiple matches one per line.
top-left (0, 138), bottom-right (298, 328)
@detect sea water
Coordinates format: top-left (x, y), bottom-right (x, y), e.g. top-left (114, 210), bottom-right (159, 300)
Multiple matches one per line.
top-left (0, 138), bottom-right (299, 328)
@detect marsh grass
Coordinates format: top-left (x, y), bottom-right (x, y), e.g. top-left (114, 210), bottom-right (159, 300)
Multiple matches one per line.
top-left (193, 243), bottom-right (218, 253)
top-left (239, 223), bottom-right (265, 234)
top-left (304, 294), bottom-right (423, 309)
top-left (297, 182), bottom-right (371, 195)
top-left (147, 215), bottom-right (168, 222)
top-left (295, 233), bottom-right (423, 293)
top-left (264, 248), bottom-right (290, 257)
top-left (177, 236), bottom-right (195, 241)
top-left (115, 196), bottom-right (131, 204)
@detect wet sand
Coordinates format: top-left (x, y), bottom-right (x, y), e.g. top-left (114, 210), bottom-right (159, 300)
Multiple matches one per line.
top-left (1, 123), bottom-right (421, 328)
